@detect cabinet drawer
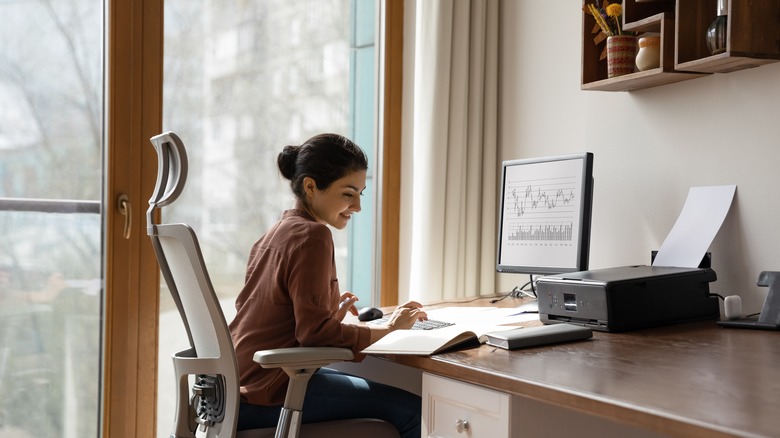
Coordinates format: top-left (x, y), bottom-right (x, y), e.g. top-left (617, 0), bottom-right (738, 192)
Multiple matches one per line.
top-left (422, 373), bottom-right (510, 438)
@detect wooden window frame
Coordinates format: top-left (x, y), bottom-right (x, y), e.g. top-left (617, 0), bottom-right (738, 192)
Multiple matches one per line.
top-left (103, 0), bottom-right (163, 436)
top-left (380, 0), bottom-right (403, 306)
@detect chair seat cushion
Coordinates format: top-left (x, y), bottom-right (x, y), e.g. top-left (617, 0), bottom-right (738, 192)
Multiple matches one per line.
top-left (235, 418), bottom-right (399, 438)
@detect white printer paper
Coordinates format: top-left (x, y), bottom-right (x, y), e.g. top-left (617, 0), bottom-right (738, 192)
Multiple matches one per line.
top-left (652, 185), bottom-right (736, 268)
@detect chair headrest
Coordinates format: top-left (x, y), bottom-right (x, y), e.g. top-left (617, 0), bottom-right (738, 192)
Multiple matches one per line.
top-left (148, 131), bottom-right (189, 226)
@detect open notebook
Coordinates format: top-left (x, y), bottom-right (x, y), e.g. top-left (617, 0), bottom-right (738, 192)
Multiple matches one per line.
top-left (361, 323), bottom-right (501, 355)
top-left (361, 306), bottom-right (537, 355)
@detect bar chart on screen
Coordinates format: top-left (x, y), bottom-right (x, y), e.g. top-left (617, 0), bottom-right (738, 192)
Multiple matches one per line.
top-left (507, 222), bottom-right (574, 242)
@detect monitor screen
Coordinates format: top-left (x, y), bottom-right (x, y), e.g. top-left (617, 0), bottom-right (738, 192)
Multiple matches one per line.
top-left (496, 153), bottom-right (593, 276)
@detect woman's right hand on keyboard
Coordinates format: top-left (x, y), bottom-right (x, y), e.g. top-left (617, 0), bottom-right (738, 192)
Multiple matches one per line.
top-left (386, 301), bottom-right (427, 330)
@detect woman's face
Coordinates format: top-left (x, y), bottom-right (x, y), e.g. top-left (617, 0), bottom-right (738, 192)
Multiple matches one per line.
top-left (304, 169), bottom-right (366, 230)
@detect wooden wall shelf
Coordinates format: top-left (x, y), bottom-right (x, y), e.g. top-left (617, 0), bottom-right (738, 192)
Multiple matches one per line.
top-left (675, 0), bottom-right (780, 73)
top-left (581, 0), bottom-right (780, 91)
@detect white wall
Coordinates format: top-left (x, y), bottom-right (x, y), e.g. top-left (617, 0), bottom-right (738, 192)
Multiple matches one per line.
top-left (496, 1), bottom-right (780, 313)
top-left (399, 0), bottom-right (780, 315)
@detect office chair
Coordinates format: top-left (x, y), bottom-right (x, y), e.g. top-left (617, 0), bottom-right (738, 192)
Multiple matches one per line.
top-left (147, 131), bottom-right (399, 438)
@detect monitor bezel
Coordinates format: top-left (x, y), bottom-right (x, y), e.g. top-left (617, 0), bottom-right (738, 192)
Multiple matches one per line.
top-left (496, 152), bottom-right (594, 276)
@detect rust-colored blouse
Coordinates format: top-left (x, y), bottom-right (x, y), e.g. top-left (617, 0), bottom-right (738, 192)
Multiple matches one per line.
top-left (229, 209), bottom-right (371, 406)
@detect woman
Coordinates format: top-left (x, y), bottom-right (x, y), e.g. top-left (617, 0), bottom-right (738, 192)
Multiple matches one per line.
top-left (229, 133), bottom-right (425, 437)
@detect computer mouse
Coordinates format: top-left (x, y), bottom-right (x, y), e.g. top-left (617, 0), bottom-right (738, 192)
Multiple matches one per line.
top-left (358, 306), bottom-right (383, 322)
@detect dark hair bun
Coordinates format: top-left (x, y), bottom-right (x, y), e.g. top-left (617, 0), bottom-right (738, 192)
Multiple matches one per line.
top-left (277, 145), bottom-right (300, 180)
top-left (278, 133), bottom-right (367, 202)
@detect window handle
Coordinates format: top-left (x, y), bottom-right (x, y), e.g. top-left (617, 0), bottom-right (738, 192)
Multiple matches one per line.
top-left (117, 194), bottom-right (131, 239)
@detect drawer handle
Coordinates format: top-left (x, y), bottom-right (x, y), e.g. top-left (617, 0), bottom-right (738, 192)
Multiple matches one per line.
top-left (455, 419), bottom-right (469, 433)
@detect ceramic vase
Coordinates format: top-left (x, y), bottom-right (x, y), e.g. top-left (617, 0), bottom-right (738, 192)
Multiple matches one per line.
top-left (636, 36), bottom-right (661, 71)
top-left (606, 35), bottom-right (637, 78)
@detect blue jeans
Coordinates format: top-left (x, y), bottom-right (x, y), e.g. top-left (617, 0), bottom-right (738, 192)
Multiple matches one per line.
top-left (237, 368), bottom-right (421, 438)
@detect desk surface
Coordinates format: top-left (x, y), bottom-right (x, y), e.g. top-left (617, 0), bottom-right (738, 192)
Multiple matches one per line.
top-left (382, 298), bottom-right (780, 438)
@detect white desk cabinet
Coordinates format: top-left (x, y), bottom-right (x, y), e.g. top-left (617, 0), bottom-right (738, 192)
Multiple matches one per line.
top-left (422, 372), bottom-right (510, 438)
top-left (421, 371), bottom-right (666, 438)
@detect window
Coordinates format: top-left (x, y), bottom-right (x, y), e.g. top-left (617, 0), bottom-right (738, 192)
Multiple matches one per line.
top-left (0, 1), bottom-right (103, 437)
top-left (158, 0), bottom-right (378, 433)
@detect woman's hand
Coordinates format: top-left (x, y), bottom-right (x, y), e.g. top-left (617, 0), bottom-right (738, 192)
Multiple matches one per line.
top-left (335, 291), bottom-right (359, 321)
top-left (367, 301), bottom-right (428, 343)
top-left (385, 301), bottom-right (427, 330)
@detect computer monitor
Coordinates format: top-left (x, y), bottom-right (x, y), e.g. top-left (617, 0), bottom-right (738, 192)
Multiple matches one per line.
top-left (496, 153), bottom-right (594, 276)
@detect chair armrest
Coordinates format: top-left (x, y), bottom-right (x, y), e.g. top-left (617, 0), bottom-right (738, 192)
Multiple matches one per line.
top-left (253, 347), bottom-right (354, 369)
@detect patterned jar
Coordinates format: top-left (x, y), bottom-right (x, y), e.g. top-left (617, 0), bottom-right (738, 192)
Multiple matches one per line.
top-left (606, 35), bottom-right (637, 78)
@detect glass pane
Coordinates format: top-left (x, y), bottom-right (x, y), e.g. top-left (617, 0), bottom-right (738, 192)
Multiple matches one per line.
top-left (0, 1), bottom-right (103, 436)
top-left (159, 1), bottom-right (376, 435)
top-left (0, 211), bottom-right (101, 437)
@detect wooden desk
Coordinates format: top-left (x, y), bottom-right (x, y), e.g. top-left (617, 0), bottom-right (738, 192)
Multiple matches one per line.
top-left (367, 299), bottom-right (780, 437)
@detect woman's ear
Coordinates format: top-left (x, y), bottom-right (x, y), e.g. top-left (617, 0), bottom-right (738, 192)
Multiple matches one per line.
top-left (302, 176), bottom-right (317, 198)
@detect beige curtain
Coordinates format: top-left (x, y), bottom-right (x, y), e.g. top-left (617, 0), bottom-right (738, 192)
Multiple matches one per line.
top-left (408, 0), bottom-right (498, 302)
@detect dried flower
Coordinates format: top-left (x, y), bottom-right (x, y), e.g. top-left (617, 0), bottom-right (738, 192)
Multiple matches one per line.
top-left (583, 1), bottom-right (636, 59)
top-left (606, 3), bottom-right (624, 35)
top-left (588, 3), bottom-right (614, 36)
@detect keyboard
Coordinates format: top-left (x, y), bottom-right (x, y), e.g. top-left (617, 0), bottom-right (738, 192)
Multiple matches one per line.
top-left (370, 317), bottom-right (455, 330)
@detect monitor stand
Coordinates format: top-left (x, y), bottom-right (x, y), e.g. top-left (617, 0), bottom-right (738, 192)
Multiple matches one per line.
top-left (717, 271), bottom-right (780, 330)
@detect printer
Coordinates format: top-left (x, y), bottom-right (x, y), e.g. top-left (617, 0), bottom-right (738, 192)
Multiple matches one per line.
top-left (536, 265), bottom-right (720, 332)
